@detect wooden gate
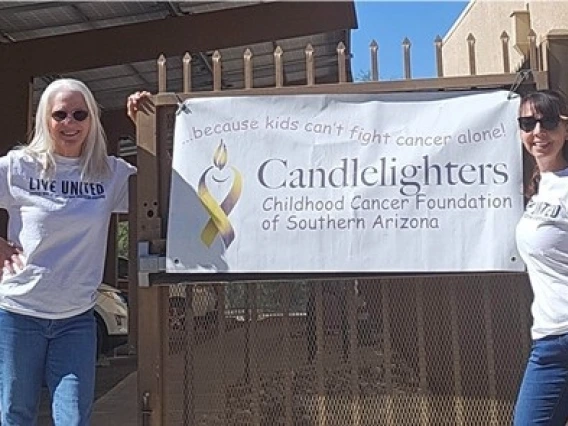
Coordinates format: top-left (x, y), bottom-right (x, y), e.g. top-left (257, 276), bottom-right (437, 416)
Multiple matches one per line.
top-left (134, 32), bottom-right (549, 425)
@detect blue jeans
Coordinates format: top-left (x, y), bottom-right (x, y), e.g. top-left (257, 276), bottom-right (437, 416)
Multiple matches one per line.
top-left (514, 333), bottom-right (568, 426)
top-left (0, 308), bottom-right (96, 426)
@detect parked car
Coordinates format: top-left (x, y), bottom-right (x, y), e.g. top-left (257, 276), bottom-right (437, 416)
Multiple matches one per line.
top-left (169, 284), bottom-right (218, 332)
top-left (95, 283), bottom-right (128, 357)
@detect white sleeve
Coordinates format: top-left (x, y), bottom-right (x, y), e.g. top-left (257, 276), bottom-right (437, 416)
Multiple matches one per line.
top-left (0, 154), bottom-right (13, 209)
top-left (111, 157), bottom-right (137, 213)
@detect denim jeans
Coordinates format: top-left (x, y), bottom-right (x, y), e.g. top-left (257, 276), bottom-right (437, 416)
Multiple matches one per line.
top-left (0, 308), bottom-right (96, 426)
top-left (514, 332), bottom-right (568, 426)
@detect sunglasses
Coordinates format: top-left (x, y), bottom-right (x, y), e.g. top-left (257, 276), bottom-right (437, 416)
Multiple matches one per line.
top-left (51, 110), bottom-right (89, 122)
top-left (518, 116), bottom-right (560, 132)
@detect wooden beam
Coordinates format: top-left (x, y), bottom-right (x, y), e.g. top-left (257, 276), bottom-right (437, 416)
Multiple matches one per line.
top-left (0, 72), bottom-right (32, 153)
top-left (0, 1), bottom-right (357, 75)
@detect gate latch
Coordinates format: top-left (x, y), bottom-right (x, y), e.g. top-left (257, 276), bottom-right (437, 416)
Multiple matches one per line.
top-left (138, 241), bottom-right (166, 287)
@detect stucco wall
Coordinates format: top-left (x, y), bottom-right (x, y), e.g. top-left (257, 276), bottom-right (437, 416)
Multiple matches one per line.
top-left (529, 2), bottom-right (568, 40)
top-left (442, 0), bottom-right (568, 77)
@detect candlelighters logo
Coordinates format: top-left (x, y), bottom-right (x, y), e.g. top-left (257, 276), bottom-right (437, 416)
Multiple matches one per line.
top-left (198, 140), bottom-right (243, 248)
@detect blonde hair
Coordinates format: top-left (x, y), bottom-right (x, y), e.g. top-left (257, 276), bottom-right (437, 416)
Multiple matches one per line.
top-left (25, 78), bottom-right (109, 181)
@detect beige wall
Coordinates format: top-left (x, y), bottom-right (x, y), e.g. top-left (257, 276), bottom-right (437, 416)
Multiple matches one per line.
top-left (442, 0), bottom-right (568, 76)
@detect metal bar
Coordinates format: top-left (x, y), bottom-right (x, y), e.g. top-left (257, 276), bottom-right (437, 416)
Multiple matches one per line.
top-left (250, 283), bottom-right (261, 426)
top-left (482, 282), bottom-right (498, 425)
top-left (415, 279), bottom-right (430, 425)
top-left (449, 284), bottom-right (464, 424)
top-left (315, 281), bottom-right (327, 425)
top-left (347, 280), bottom-right (360, 426)
top-left (182, 286), bottom-right (195, 426)
top-left (216, 283), bottom-right (227, 424)
top-left (281, 282), bottom-right (293, 426)
top-left (381, 280), bottom-right (394, 423)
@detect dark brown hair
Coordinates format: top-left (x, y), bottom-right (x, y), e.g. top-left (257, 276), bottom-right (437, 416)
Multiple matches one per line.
top-left (520, 90), bottom-right (568, 197)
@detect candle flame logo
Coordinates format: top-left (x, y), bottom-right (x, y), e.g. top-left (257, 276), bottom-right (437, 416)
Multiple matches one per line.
top-left (198, 140), bottom-right (242, 248)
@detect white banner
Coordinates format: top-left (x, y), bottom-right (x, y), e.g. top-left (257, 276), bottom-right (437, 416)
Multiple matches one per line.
top-left (167, 91), bottom-right (524, 273)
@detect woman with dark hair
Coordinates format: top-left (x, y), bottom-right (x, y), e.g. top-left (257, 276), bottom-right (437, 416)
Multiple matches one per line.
top-left (515, 89), bottom-right (568, 425)
top-left (0, 78), bottom-right (138, 425)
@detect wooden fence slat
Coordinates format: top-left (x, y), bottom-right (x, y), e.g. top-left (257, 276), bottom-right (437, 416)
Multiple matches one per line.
top-left (337, 42), bottom-right (347, 83)
top-left (274, 46), bottom-right (284, 88)
top-left (244, 48), bottom-right (253, 90)
top-left (158, 54), bottom-right (166, 93)
top-left (305, 43), bottom-right (315, 86)
top-left (528, 29), bottom-right (538, 71)
top-left (500, 31), bottom-right (510, 74)
top-left (435, 35), bottom-right (444, 77)
top-left (467, 33), bottom-right (477, 76)
top-left (212, 50), bottom-right (222, 91)
top-left (182, 53), bottom-right (192, 93)
top-left (403, 37), bottom-right (412, 79)
top-left (370, 40), bottom-right (379, 81)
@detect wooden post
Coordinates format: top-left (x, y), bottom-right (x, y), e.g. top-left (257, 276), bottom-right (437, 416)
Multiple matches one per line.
top-left (136, 102), bottom-right (164, 426)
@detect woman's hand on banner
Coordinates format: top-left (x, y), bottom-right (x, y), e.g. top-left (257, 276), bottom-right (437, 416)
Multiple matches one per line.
top-left (127, 91), bottom-right (154, 124)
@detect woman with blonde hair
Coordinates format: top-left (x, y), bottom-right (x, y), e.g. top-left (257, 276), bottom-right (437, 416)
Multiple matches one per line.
top-left (0, 78), bottom-right (137, 425)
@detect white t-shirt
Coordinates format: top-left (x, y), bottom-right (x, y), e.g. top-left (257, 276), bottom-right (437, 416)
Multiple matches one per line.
top-left (0, 149), bottom-right (136, 319)
top-left (516, 168), bottom-right (568, 339)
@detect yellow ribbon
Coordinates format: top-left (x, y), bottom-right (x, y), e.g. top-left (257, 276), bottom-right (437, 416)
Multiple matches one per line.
top-left (198, 167), bottom-right (242, 247)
